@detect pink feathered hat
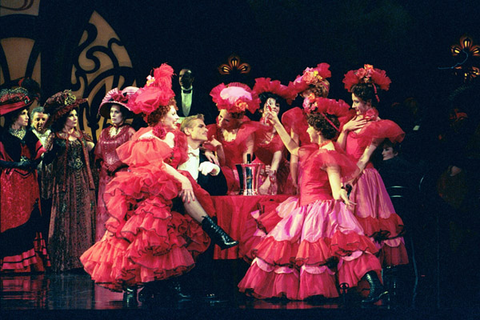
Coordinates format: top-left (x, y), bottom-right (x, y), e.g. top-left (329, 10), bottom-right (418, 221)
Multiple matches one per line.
top-left (98, 86), bottom-right (139, 118)
top-left (210, 82), bottom-right (260, 114)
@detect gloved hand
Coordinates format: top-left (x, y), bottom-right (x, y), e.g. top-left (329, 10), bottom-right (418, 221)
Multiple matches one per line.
top-left (0, 159), bottom-right (36, 170)
top-left (17, 160), bottom-right (36, 171)
top-left (198, 161), bottom-right (220, 176)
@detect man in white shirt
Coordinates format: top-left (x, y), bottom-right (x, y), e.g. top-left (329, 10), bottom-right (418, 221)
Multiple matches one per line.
top-left (31, 106), bottom-right (51, 146)
top-left (176, 114), bottom-right (229, 303)
top-left (179, 114), bottom-right (227, 196)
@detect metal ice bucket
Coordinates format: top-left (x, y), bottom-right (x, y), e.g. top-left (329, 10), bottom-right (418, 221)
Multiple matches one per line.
top-left (235, 163), bottom-right (263, 195)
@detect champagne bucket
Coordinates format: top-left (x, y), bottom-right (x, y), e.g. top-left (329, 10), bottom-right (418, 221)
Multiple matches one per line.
top-left (236, 163), bottom-right (263, 196)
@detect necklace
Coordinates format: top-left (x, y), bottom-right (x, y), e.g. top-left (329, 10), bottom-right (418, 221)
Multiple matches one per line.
top-left (9, 127), bottom-right (26, 140)
top-left (109, 125), bottom-right (123, 137)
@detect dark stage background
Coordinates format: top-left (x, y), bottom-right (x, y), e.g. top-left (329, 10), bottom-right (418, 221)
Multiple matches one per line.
top-left (1, 0), bottom-right (479, 313)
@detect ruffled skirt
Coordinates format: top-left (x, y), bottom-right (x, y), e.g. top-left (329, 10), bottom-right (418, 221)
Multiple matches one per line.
top-left (80, 166), bottom-right (212, 291)
top-left (350, 167), bottom-right (409, 267)
top-left (238, 198), bottom-right (381, 300)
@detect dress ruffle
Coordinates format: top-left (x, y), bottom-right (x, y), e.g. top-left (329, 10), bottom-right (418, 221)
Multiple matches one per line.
top-left (240, 196), bottom-right (297, 262)
top-left (0, 233), bottom-right (50, 272)
top-left (357, 119), bottom-right (405, 150)
top-left (81, 129), bottom-right (211, 291)
top-left (238, 199), bottom-right (381, 300)
top-left (299, 144), bottom-right (360, 183)
top-left (349, 167), bottom-right (409, 267)
top-left (281, 107), bottom-right (310, 146)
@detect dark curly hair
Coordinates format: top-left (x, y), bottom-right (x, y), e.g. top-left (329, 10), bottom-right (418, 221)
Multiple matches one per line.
top-left (306, 112), bottom-right (339, 140)
top-left (50, 107), bottom-right (78, 133)
top-left (145, 98), bottom-right (178, 127)
top-left (258, 92), bottom-right (287, 115)
top-left (351, 82), bottom-right (380, 107)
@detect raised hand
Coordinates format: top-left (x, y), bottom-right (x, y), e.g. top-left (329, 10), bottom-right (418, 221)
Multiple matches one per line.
top-left (343, 117), bottom-right (367, 133)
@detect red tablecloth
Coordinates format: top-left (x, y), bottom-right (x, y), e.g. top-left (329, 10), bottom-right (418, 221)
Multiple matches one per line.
top-left (212, 194), bottom-right (291, 259)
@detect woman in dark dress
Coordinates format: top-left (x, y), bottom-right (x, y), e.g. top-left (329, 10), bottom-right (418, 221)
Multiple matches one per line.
top-left (43, 90), bottom-right (96, 272)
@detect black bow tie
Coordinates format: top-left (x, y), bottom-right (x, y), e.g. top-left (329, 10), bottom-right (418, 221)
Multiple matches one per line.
top-left (183, 89), bottom-right (192, 94)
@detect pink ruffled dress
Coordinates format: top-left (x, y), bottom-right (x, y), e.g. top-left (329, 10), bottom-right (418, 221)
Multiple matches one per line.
top-left (345, 117), bottom-right (409, 267)
top-left (80, 127), bottom-right (213, 291)
top-left (238, 143), bottom-right (382, 300)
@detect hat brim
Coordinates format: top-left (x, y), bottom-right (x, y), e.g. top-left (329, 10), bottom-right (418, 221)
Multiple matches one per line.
top-left (0, 100), bottom-right (34, 116)
top-left (44, 98), bottom-right (87, 129)
top-left (98, 101), bottom-right (133, 119)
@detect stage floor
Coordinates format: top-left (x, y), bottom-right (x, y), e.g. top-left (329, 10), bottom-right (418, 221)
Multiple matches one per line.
top-left (1, 260), bottom-right (479, 320)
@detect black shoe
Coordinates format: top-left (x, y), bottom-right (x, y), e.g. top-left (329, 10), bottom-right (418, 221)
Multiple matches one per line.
top-left (361, 271), bottom-right (389, 304)
top-left (201, 216), bottom-right (239, 250)
top-left (123, 287), bottom-right (138, 307)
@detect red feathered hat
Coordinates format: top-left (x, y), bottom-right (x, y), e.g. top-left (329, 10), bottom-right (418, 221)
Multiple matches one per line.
top-left (293, 63), bottom-right (332, 96)
top-left (128, 63), bottom-right (175, 116)
top-left (210, 82), bottom-right (260, 114)
top-left (0, 87), bottom-right (35, 116)
top-left (252, 77), bottom-right (297, 105)
top-left (343, 64), bottom-right (391, 92)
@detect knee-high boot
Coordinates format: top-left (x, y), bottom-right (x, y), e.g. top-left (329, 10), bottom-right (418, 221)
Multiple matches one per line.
top-left (201, 216), bottom-right (239, 250)
top-left (362, 271), bottom-right (389, 304)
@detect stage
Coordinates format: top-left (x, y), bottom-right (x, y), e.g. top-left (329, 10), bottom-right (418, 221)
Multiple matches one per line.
top-left (1, 262), bottom-right (479, 320)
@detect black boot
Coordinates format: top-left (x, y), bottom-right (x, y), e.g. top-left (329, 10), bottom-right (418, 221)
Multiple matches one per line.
top-left (201, 216), bottom-right (238, 250)
top-left (361, 271), bottom-right (388, 304)
top-left (123, 287), bottom-right (138, 307)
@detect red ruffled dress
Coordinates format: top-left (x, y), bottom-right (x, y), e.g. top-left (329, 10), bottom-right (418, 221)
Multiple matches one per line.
top-left (94, 125), bottom-right (135, 241)
top-left (238, 143), bottom-right (381, 300)
top-left (0, 129), bottom-right (50, 272)
top-left (253, 124), bottom-right (294, 195)
top-left (345, 117), bottom-right (409, 267)
top-left (207, 120), bottom-right (263, 194)
top-left (80, 127), bottom-right (213, 291)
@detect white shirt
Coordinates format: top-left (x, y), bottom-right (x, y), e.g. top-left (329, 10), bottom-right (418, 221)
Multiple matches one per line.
top-left (178, 145), bottom-right (220, 181)
top-left (181, 87), bottom-right (193, 116)
top-left (178, 145), bottom-right (200, 180)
